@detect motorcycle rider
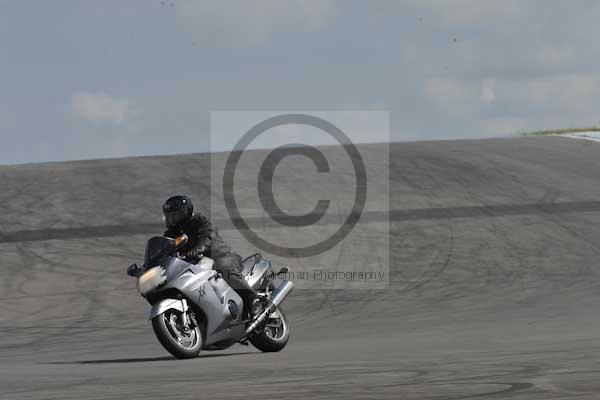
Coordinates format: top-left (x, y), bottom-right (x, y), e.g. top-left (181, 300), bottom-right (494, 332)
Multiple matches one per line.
top-left (162, 195), bottom-right (263, 320)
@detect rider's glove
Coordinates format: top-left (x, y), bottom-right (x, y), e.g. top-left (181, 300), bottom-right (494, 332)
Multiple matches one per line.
top-left (182, 247), bottom-right (204, 262)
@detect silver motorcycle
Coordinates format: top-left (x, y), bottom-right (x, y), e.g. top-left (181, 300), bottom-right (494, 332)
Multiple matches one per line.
top-left (126, 234), bottom-right (293, 359)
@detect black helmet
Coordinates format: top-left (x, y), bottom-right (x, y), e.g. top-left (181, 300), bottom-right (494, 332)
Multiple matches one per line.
top-left (162, 195), bottom-right (194, 231)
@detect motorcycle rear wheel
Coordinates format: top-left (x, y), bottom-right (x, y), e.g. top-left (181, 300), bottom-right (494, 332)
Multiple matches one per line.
top-left (152, 309), bottom-right (203, 359)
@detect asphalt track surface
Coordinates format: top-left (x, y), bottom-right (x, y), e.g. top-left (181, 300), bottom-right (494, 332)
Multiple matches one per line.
top-left (2, 136), bottom-right (600, 399)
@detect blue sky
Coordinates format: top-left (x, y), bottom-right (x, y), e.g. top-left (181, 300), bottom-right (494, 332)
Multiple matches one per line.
top-left (1, 0), bottom-right (600, 164)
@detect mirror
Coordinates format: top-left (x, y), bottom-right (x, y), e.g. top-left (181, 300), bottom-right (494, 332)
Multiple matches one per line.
top-left (127, 263), bottom-right (140, 277)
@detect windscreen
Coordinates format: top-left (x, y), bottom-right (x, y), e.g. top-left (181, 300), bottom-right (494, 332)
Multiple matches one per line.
top-left (144, 236), bottom-right (173, 269)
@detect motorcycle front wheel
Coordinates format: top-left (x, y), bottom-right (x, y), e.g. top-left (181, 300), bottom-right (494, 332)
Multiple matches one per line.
top-left (152, 309), bottom-right (203, 359)
top-left (249, 306), bottom-right (290, 352)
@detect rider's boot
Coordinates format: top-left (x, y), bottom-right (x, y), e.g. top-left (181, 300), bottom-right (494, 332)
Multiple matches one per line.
top-left (250, 298), bottom-right (263, 318)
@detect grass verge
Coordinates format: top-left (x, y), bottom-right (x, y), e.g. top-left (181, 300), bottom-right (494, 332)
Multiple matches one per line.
top-left (521, 127), bottom-right (600, 137)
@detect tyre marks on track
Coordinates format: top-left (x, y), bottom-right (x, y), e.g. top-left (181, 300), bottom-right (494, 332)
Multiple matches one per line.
top-left (2, 201), bottom-right (600, 244)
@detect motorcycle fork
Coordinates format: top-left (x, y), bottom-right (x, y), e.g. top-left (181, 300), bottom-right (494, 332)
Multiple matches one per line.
top-left (181, 298), bottom-right (191, 329)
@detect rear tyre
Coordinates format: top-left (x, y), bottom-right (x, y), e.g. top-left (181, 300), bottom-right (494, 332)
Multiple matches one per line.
top-left (152, 309), bottom-right (203, 359)
top-left (249, 306), bottom-right (290, 352)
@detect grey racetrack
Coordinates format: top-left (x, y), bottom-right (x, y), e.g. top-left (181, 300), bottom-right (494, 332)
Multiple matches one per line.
top-left (2, 136), bottom-right (600, 399)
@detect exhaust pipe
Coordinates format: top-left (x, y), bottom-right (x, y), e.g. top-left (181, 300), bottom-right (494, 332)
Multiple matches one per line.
top-left (245, 280), bottom-right (294, 335)
top-left (270, 280), bottom-right (294, 306)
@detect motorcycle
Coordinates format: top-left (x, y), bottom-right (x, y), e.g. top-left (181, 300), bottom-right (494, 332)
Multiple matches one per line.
top-left (126, 234), bottom-right (293, 359)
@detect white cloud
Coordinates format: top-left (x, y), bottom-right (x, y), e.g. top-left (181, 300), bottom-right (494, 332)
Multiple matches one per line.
top-left (425, 77), bottom-right (469, 102)
top-left (368, 101), bottom-right (388, 111)
top-left (538, 45), bottom-right (576, 68)
top-left (177, 0), bottom-right (337, 46)
top-left (424, 77), bottom-right (473, 114)
top-left (481, 117), bottom-right (528, 136)
top-left (480, 79), bottom-right (496, 104)
top-left (526, 74), bottom-right (600, 113)
top-left (412, 0), bottom-right (521, 25)
top-left (71, 92), bottom-right (130, 124)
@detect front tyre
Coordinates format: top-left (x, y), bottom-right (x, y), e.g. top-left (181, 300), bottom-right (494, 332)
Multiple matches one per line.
top-left (152, 309), bottom-right (202, 359)
top-left (250, 306), bottom-right (290, 352)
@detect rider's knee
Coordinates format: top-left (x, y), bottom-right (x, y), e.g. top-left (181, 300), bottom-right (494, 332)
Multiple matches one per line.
top-left (214, 253), bottom-right (242, 270)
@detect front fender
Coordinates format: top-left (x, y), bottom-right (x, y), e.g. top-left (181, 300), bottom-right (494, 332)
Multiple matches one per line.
top-left (149, 298), bottom-right (184, 321)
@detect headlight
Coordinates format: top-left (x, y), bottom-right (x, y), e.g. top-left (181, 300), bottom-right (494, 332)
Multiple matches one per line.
top-left (137, 266), bottom-right (167, 296)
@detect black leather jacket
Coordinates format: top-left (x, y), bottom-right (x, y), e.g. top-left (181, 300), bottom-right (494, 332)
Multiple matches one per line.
top-left (164, 214), bottom-right (237, 261)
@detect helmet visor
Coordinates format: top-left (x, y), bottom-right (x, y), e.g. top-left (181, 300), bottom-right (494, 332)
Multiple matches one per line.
top-left (163, 208), bottom-right (188, 230)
